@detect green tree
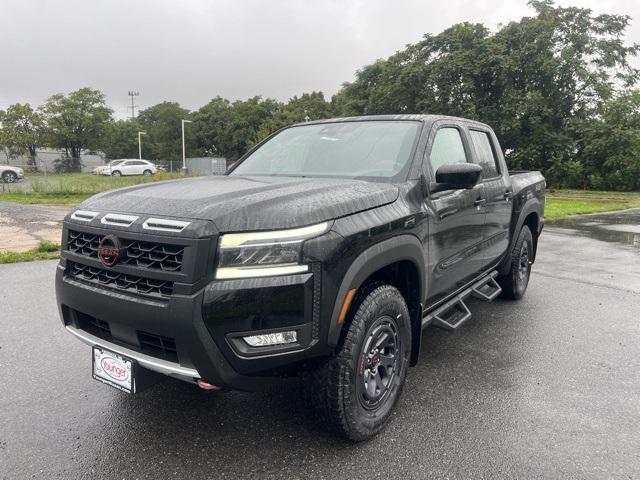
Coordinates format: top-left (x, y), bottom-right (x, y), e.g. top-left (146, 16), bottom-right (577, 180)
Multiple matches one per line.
top-left (0, 103), bottom-right (44, 170)
top-left (137, 102), bottom-right (191, 168)
top-left (224, 97), bottom-right (281, 158)
top-left (192, 96), bottom-right (233, 157)
top-left (101, 119), bottom-right (141, 161)
top-left (41, 88), bottom-right (113, 172)
top-left (258, 91), bottom-right (332, 140)
top-left (331, 1), bottom-right (639, 186)
top-left (575, 91), bottom-right (640, 190)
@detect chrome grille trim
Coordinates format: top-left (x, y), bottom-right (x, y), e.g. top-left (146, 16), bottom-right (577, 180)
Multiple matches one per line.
top-left (101, 213), bottom-right (139, 227)
top-left (142, 218), bottom-right (190, 232)
top-left (71, 210), bottom-right (99, 222)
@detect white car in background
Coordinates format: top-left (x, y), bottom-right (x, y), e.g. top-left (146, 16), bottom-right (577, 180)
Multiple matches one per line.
top-left (101, 159), bottom-right (158, 176)
top-left (1, 165), bottom-right (25, 183)
top-left (93, 159), bottom-right (125, 175)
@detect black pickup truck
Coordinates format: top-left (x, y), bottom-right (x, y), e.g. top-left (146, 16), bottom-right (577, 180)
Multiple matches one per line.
top-left (56, 115), bottom-right (544, 440)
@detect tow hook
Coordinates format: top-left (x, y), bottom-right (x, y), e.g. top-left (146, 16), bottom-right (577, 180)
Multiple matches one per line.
top-left (197, 379), bottom-right (220, 390)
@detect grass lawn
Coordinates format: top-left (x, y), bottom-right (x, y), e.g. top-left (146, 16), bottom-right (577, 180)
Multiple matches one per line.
top-left (0, 171), bottom-right (188, 205)
top-left (1, 174), bottom-right (639, 220)
top-left (0, 240), bottom-right (60, 264)
top-left (546, 190), bottom-right (640, 220)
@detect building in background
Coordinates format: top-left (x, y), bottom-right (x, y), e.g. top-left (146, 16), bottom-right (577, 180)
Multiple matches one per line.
top-left (185, 157), bottom-right (227, 175)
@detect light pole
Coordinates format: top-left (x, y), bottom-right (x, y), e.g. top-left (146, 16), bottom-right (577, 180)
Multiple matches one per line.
top-left (138, 131), bottom-right (146, 160)
top-left (181, 119), bottom-right (192, 174)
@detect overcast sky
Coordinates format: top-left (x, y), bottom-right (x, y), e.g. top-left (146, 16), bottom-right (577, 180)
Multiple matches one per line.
top-left (1, 0), bottom-right (638, 118)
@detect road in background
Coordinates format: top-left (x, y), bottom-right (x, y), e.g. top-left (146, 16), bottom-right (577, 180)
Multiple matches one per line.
top-left (1, 213), bottom-right (639, 479)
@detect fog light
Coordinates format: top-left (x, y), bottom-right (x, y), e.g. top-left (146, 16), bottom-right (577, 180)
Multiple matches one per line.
top-left (243, 331), bottom-right (297, 347)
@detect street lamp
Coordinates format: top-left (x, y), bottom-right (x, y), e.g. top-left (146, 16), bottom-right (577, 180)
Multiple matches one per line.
top-left (181, 119), bottom-right (192, 174)
top-left (138, 131), bottom-right (146, 160)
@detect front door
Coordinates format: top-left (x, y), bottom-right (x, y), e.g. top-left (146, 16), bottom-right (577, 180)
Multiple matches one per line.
top-left (423, 125), bottom-right (487, 304)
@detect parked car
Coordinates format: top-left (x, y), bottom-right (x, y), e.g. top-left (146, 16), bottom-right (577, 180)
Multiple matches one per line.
top-left (101, 159), bottom-right (157, 176)
top-left (0, 165), bottom-right (24, 183)
top-left (93, 160), bottom-right (124, 175)
top-left (56, 115), bottom-right (545, 441)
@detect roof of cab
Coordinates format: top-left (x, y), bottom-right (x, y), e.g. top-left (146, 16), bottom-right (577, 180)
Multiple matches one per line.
top-left (294, 114), bottom-right (491, 130)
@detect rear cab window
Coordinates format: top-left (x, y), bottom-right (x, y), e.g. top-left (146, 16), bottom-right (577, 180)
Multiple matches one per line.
top-left (468, 130), bottom-right (500, 179)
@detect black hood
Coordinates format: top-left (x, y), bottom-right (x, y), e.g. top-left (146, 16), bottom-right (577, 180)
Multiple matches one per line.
top-left (80, 175), bottom-right (399, 231)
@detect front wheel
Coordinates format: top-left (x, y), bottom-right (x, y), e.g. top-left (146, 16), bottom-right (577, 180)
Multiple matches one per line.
top-left (143, 169), bottom-right (152, 176)
top-left (306, 284), bottom-right (411, 441)
top-left (2, 171), bottom-right (18, 183)
top-left (498, 225), bottom-right (533, 300)
top-left (111, 170), bottom-right (122, 177)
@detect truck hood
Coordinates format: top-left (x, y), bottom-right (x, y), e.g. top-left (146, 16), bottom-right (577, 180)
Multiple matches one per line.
top-left (79, 175), bottom-right (399, 231)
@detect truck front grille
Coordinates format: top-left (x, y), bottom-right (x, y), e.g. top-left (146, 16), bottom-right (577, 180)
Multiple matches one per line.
top-left (68, 230), bottom-right (185, 272)
top-left (67, 261), bottom-right (174, 298)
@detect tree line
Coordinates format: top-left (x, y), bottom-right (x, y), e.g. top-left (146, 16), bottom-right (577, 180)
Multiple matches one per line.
top-left (1, 1), bottom-right (638, 190)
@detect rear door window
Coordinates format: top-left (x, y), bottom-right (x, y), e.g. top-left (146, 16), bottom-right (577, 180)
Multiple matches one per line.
top-left (469, 130), bottom-right (500, 179)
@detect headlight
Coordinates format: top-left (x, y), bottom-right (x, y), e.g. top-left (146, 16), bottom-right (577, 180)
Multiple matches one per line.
top-left (215, 222), bottom-right (330, 280)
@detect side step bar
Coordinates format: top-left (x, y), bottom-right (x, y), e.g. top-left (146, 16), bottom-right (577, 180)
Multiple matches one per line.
top-left (422, 271), bottom-right (502, 331)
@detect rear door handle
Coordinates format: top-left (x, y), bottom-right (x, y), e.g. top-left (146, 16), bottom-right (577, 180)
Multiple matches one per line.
top-left (474, 198), bottom-right (487, 207)
top-left (503, 191), bottom-right (513, 200)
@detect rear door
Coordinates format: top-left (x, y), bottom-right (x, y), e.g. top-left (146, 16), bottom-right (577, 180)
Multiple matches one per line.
top-left (467, 128), bottom-right (512, 264)
top-left (424, 123), bottom-right (487, 303)
top-left (120, 160), bottom-right (134, 175)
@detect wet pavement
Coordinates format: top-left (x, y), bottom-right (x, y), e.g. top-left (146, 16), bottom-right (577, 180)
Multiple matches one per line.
top-left (1, 210), bottom-right (639, 479)
top-left (0, 202), bottom-right (68, 252)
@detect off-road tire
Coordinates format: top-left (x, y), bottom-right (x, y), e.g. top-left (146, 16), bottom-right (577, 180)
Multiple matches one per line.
top-left (498, 225), bottom-right (533, 300)
top-left (306, 283), bottom-right (411, 441)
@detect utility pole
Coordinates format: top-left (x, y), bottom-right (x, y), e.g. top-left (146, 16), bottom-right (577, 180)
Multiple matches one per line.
top-left (127, 90), bottom-right (139, 119)
top-left (181, 119), bottom-right (192, 174)
top-left (138, 131), bottom-right (146, 160)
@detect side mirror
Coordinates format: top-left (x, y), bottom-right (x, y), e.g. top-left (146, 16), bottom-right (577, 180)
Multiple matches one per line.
top-left (432, 163), bottom-right (482, 191)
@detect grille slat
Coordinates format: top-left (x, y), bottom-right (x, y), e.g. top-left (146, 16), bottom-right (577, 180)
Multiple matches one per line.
top-left (73, 311), bottom-right (179, 363)
top-left (67, 230), bottom-right (185, 272)
top-left (67, 261), bottom-right (174, 298)
top-left (138, 331), bottom-right (178, 362)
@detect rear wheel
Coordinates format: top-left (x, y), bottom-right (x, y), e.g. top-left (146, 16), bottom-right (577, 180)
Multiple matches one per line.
top-left (2, 171), bottom-right (18, 183)
top-left (498, 225), bottom-right (533, 300)
top-left (306, 284), bottom-right (411, 441)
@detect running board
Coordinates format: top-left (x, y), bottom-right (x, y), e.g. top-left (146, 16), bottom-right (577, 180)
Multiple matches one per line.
top-left (422, 271), bottom-right (501, 331)
top-left (471, 273), bottom-right (502, 301)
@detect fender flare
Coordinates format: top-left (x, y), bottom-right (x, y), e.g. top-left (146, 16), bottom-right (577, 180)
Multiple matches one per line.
top-left (499, 198), bottom-right (542, 275)
top-left (327, 235), bottom-right (426, 352)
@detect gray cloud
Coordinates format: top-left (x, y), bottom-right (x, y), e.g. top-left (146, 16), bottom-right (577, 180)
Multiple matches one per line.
top-left (1, 0), bottom-right (638, 118)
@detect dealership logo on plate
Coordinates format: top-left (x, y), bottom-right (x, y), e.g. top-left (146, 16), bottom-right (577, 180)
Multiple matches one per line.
top-left (100, 356), bottom-right (129, 381)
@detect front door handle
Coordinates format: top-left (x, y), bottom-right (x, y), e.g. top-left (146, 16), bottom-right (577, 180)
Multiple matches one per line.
top-left (474, 198), bottom-right (487, 207)
top-left (503, 191), bottom-right (513, 200)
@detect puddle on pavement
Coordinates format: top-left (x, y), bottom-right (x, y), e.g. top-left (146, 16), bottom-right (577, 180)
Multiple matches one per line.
top-left (548, 208), bottom-right (640, 248)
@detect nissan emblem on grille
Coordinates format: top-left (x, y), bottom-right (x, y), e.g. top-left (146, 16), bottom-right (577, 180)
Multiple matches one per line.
top-left (97, 235), bottom-right (122, 267)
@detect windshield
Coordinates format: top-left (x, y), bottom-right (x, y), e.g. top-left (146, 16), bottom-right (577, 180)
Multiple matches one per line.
top-left (230, 121), bottom-right (420, 181)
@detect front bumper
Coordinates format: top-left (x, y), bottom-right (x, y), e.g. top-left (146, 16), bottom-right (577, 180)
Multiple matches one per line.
top-left (56, 261), bottom-right (328, 391)
top-left (65, 325), bottom-right (200, 382)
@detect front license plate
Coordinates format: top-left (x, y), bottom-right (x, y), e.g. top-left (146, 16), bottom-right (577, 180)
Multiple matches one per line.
top-left (92, 346), bottom-right (134, 394)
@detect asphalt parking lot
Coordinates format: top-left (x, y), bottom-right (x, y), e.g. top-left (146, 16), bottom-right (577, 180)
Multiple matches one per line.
top-left (1, 211), bottom-right (639, 479)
